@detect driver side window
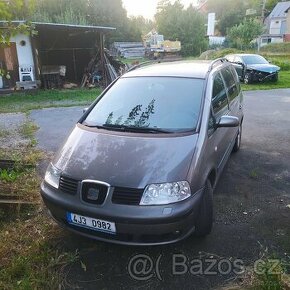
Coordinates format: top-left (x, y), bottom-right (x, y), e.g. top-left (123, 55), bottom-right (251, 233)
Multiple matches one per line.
top-left (208, 73), bottom-right (229, 136)
top-left (212, 72), bottom-right (229, 119)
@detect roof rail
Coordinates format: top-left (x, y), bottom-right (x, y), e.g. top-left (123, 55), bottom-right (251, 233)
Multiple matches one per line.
top-left (127, 61), bottom-right (154, 72)
top-left (208, 58), bottom-right (228, 72)
top-left (126, 58), bottom-right (180, 73)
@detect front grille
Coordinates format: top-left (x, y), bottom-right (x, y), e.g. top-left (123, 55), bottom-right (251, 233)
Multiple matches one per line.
top-left (81, 182), bottom-right (108, 205)
top-left (59, 176), bottom-right (79, 195)
top-left (112, 187), bottom-right (143, 205)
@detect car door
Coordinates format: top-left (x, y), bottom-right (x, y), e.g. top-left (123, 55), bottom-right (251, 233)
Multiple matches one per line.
top-left (233, 56), bottom-right (244, 79)
top-left (221, 65), bottom-right (243, 120)
top-left (220, 66), bottom-right (241, 151)
top-left (208, 72), bottom-right (231, 172)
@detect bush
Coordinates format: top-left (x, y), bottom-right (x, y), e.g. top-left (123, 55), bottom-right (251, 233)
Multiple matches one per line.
top-left (267, 57), bottom-right (290, 71)
top-left (260, 43), bottom-right (290, 54)
top-left (199, 48), bottom-right (244, 60)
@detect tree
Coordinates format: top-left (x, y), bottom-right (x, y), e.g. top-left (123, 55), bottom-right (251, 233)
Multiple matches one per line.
top-left (155, 1), bottom-right (207, 56)
top-left (0, 0), bottom-right (36, 45)
top-left (129, 16), bottom-right (154, 35)
top-left (217, 10), bottom-right (244, 36)
top-left (32, 0), bottom-right (143, 43)
top-left (180, 5), bottom-right (208, 56)
top-left (207, 0), bottom-right (249, 36)
top-left (33, 0), bottom-right (89, 25)
top-left (228, 18), bottom-right (264, 49)
top-left (249, 0), bottom-right (281, 17)
top-left (0, 0), bottom-right (36, 80)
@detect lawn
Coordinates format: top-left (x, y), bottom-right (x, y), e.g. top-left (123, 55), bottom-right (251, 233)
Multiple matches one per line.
top-left (241, 71), bottom-right (290, 91)
top-left (0, 133), bottom-right (78, 289)
top-left (0, 88), bottom-right (102, 113)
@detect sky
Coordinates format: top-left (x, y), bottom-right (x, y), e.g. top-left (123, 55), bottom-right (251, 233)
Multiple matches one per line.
top-left (122, 0), bottom-right (199, 20)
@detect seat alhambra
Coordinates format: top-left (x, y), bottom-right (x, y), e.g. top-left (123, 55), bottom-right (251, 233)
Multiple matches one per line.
top-left (41, 59), bottom-right (244, 245)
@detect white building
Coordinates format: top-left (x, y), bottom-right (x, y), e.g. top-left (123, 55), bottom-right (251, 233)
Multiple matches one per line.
top-left (261, 1), bottom-right (290, 46)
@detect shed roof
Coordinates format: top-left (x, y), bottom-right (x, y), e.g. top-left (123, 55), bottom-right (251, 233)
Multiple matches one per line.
top-left (33, 22), bottom-right (115, 33)
top-left (0, 21), bottom-right (115, 32)
top-left (268, 1), bottom-right (290, 18)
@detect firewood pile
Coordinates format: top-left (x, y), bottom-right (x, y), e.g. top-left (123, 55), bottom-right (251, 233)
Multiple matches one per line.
top-left (81, 49), bottom-right (127, 88)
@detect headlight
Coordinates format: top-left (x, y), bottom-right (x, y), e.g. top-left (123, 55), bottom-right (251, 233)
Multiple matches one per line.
top-left (44, 163), bottom-right (61, 189)
top-left (140, 181), bottom-right (191, 205)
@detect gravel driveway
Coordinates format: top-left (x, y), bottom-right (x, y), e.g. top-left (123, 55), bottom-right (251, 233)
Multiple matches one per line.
top-left (28, 89), bottom-right (290, 289)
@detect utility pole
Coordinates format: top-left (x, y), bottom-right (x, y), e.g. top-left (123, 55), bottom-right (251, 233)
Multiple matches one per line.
top-left (258, 0), bottom-right (267, 52)
top-left (261, 0), bottom-right (267, 21)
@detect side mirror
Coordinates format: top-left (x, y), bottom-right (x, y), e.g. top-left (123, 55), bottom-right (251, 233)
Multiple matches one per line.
top-left (235, 61), bottom-right (245, 68)
top-left (217, 116), bottom-right (239, 128)
top-left (83, 107), bottom-right (89, 114)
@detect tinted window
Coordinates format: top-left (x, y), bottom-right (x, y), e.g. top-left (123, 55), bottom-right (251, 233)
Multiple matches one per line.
top-left (221, 67), bottom-right (238, 102)
top-left (242, 55), bottom-right (268, 65)
top-left (212, 73), bottom-right (228, 115)
top-left (229, 66), bottom-right (241, 92)
top-left (84, 77), bottom-right (204, 132)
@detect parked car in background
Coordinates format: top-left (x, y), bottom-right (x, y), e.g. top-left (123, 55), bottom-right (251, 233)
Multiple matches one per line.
top-left (41, 59), bottom-right (243, 245)
top-left (225, 54), bottom-right (280, 84)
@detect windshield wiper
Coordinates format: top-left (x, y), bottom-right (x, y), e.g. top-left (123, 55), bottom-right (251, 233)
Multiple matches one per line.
top-left (83, 123), bottom-right (193, 133)
top-left (82, 123), bottom-right (107, 129)
top-left (99, 124), bottom-right (172, 133)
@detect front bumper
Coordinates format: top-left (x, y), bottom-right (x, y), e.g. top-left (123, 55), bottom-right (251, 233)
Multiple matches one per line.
top-left (40, 181), bottom-right (204, 245)
top-left (249, 70), bottom-right (278, 82)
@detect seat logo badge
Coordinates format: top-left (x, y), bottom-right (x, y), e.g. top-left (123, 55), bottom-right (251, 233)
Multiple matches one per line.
top-left (87, 188), bottom-right (100, 201)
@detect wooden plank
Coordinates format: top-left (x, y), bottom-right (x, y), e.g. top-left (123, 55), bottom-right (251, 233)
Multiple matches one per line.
top-left (0, 199), bottom-right (38, 205)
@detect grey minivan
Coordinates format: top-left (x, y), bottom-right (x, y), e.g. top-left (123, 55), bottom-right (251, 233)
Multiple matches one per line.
top-left (41, 59), bottom-right (244, 245)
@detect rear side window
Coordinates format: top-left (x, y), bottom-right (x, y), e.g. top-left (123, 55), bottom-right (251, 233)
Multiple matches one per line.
top-left (212, 73), bottom-right (228, 116)
top-left (221, 67), bottom-right (239, 102)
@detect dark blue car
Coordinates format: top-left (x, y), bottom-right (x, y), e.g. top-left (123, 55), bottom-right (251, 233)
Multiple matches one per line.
top-left (225, 54), bottom-right (280, 84)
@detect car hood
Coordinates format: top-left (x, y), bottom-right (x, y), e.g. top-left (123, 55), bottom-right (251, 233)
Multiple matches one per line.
top-left (53, 124), bottom-right (198, 188)
top-left (247, 64), bottom-right (280, 73)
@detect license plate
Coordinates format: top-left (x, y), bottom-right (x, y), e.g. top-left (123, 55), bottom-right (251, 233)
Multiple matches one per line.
top-left (66, 212), bottom-right (116, 234)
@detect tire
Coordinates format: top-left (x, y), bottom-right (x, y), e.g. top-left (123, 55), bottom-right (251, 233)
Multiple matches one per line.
top-left (244, 72), bottom-right (252, 84)
top-left (232, 124), bottom-right (242, 153)
top-left (195, 179), bottom-right (213, 237)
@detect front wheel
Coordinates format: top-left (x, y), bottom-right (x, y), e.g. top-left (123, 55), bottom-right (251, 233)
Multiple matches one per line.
top-left (194, 180), bottom-right (213, 237)
top-left (244, 72), bottom-right (253, 84)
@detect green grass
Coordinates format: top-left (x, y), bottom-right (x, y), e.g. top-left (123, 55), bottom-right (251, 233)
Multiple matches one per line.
top-left (0, 146), bottom-right (78, 289)
top-left (19, 121), bottom-right (39, 139)
top-left (242, 71), bottom-right (290, 91)
top-left (0, 88), bottom-right (102, 113)
top-left (0, 128), bottom-right (10, 138)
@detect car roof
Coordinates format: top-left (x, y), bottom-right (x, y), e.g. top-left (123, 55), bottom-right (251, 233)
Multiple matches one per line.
top-left (227, 53), bottom-right (262, 58)
top-left (122, 60), bottom-right (216, 79)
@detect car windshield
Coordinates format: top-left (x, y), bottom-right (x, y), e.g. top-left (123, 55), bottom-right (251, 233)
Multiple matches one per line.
top-left (83, 77), bottom-right (204, 133)
top-left (242, 55), bottom-right (268, 65)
